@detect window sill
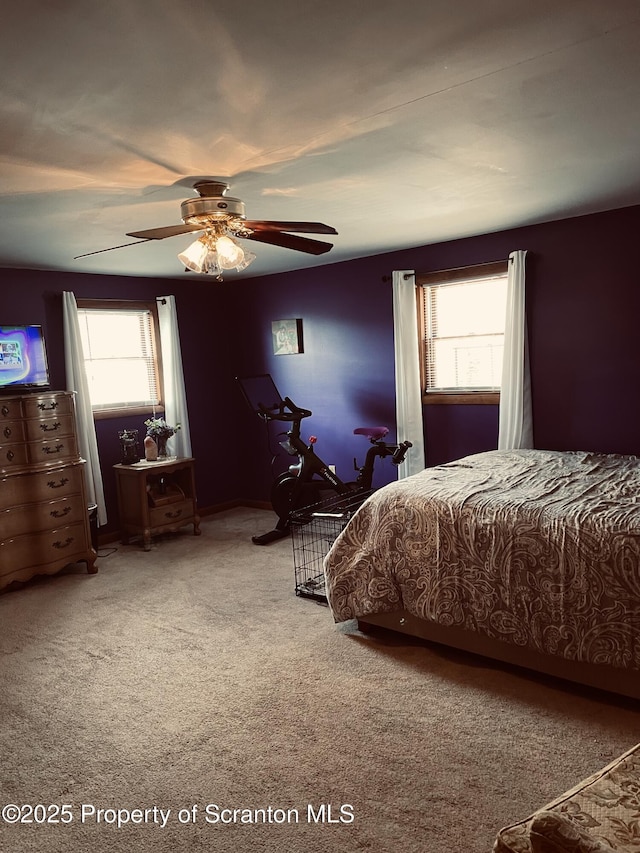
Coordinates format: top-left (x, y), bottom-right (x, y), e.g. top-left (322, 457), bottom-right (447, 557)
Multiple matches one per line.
top-left (92, 405), bottom-right (165, 421)
top-left (423, 392), bottom-right (499, 405)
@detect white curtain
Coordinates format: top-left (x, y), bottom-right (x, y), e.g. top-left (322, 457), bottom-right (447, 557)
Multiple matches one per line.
top-left (157, 295), bottom-right (192, 458)
top-left (392, 270), bottom-right (426, 477)
top-left (62, 291), bottom-right (108, 526)
top-left (498, 250), bottom-right (534, 450)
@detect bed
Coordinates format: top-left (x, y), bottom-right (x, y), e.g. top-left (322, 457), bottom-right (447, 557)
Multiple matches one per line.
top-left (323, 449), bottom-right (640, 700)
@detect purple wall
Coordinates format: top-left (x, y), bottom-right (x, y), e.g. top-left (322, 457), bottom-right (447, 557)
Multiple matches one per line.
top-left (236, 203), bottom-right (640, 474)
top-left (3, 203), bottom-right (640, 535)
top-left (2, 270), bottom-right (244, 536)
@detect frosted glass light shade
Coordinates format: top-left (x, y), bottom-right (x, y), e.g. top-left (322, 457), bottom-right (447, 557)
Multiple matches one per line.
top-left (203, 250), bottom-right (221, 276)
top-left (178, 238), bottom-right (208, 272)
top-left (216, 235), bottom-right (245, 269)
top-left (236, 250), bottom-right (256, 271)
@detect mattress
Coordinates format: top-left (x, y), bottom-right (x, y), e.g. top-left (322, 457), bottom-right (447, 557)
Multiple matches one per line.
top-left (324, 449), bottom-right (640, 672)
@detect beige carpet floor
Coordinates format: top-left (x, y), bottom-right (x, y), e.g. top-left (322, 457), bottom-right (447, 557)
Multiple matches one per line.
top-left (0, 507), bottom-right (638, 853)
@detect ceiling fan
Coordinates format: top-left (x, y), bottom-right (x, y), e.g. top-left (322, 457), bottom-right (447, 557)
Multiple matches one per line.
top-left (75, 179), bottom-right (338, 276)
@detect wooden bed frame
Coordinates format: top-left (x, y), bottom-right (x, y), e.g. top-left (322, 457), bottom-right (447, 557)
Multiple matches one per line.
top-left (358, 611), bottom-right (640, 701)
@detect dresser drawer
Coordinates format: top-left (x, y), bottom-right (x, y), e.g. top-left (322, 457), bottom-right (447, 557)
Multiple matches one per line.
top-left (148, 499), bottom-right (195, 528)
top-left (28, 433), bottom-right (78, 465)
top-left (24, 412), bottom-right (75, 442)
top-left (22, 393), bottom-right (74, 419)
top-left (0, 495), bottom-right (86, 538)
top-left (0, 419), bottom-right (25, 443)
top-left (0, 434), bottom-right (78, 473)
top-left (0, 462), bottom-right (85, 511)
top-left (0, 397), bottom-right (23, 420)
top-left (0, 442), bottom-right (29, 470)
top-left (0, 521), bottom-right (88, 574)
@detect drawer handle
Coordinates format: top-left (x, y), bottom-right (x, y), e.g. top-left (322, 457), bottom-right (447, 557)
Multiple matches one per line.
top-left (3, 426), bottom-right (12, 438)
top-left (43, 444), bottom-right (64, 455)
top-left (38, 401), bottom-right (59, 411)
top-left (41, 422), bottom-right (61, 432)
top-left (47, 477), bottom-right (69, 489)
top-left (6, 450), bottom-right (14, 461)
top-left (53, 537), bottom-right (74, 549)
top-left (165, 509), bottom-right (184, 519)
top-left (1, 405), bottom-right (9, 416)
top-left (51, 506), bottom-right (72, 518)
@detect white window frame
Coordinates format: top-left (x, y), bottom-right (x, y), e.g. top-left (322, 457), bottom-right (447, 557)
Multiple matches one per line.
top-left (417, 261), bottom-right (508, 405)
top-left (76, 298), bottom-right (164, 419)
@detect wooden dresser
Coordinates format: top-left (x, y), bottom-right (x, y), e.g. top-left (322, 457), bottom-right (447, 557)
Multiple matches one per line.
top-left (0, 391), bottom-right (98, 591)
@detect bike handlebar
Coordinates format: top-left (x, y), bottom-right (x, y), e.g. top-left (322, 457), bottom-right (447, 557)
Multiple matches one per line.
top-left (284, 397), bottom-right (312, 419)
top-left (392, 440), bottom-right (413, 465)
top-left (258, 396), bottom-right (312, 422)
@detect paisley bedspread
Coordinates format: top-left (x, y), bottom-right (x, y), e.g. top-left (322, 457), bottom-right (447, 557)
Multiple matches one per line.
top-left (324, 449), bottom-right (640, 671)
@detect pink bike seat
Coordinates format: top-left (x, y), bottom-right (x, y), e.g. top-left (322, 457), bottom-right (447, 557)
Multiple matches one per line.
top-left (353, 426), bottom-right (389, 440)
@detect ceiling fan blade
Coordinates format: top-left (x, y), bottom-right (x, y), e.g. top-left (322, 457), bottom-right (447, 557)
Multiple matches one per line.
top-left (245, 230), bottom-right (334, 255)
top-left (74, 239), bottom-right (153, 259)
top-left (126, 223), bottom-right (202, 240)
top-left (243, 220), bottom-right (337, 235)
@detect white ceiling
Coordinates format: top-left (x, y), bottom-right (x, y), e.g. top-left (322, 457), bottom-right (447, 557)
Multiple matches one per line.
top-left (2, 1), bottom-right (640, 281)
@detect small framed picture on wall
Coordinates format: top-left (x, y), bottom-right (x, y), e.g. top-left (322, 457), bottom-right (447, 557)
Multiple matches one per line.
top-left (272, 318), bottom-right (304, 355)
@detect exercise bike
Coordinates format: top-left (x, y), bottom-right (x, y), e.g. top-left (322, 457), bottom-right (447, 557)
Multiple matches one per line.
top-left (237, 374), bottom-right (412, 545)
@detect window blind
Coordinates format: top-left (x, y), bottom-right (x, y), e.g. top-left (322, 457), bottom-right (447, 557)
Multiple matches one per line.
top-left (78, 307), bottom-right (161, 410)
top-left (419, 263), bottom-right (508, 394)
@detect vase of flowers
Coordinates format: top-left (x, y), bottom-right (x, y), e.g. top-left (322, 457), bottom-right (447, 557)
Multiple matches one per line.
top-left (144, 417), bottom-right (181, 459)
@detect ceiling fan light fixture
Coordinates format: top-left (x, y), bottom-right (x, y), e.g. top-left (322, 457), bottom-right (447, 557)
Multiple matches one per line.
top-left (202, 248), bottom-right (222, 277)
top-left (215, 234), bottom-right (245, 269)
top-left (235, 249), bottom-right (256, 272)
top-left (177, 236), bottom-right (208, 272)
top-left (177, 230), bottom-right (256, 277)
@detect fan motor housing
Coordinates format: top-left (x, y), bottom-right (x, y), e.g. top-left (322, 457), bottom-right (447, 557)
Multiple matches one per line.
top-left (181, 196), bottom-right (246, 223)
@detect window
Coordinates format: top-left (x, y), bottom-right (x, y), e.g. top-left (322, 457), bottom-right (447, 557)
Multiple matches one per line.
top-left (76, 299), bottom-right (164, 418)
top-left (417, 261), bottom-right (508, 404)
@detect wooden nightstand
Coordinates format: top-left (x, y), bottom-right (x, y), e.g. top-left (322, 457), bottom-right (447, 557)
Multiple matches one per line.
top-left (114, 456), bottom-right (200, 550)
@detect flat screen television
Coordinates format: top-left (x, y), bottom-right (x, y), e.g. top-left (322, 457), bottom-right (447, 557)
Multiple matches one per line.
top-left (0, 325), bottom-right (51, 392)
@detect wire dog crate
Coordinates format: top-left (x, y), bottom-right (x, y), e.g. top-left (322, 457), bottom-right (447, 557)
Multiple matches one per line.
top-left (291, 490), bottom-right (372, 603)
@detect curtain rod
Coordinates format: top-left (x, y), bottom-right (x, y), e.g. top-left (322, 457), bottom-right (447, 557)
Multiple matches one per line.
top-left (381, 257), bottom-right (513, 283)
